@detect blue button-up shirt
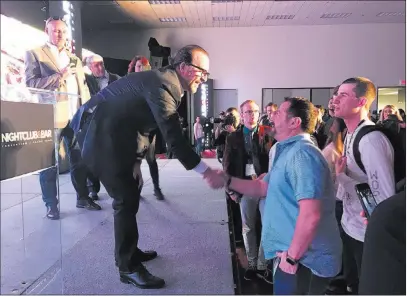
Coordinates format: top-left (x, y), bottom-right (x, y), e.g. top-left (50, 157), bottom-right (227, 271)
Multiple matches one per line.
top-left (263, 133), bottom-right (342, 277)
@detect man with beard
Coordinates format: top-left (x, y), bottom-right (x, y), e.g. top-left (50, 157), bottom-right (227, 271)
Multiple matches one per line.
top-left (70, 45), bottom-right (225, 289)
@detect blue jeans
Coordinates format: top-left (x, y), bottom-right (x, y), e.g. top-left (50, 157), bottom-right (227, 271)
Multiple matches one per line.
top-left (39, 127), bottom-right (92, 207)
top-left (39, 128), bottom-right (63, 207)
top-left (195, 137), bottom-right (203, 154)
top-left (273, 260), bottom-right (331, 295)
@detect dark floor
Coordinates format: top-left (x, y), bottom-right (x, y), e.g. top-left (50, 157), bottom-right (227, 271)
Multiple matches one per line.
top-left (236, 247), bottom-right (273, 295)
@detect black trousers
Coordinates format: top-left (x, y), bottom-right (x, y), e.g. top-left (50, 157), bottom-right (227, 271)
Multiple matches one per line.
top-left (63, 126), bottom-right (96, 201)
top-left (87, 173), bottom-right (101, 194)
top-left (359, 191), bottom-right (406, 295)
top-left (342, 232), bottom-right (364, 293)
top-left (77, 116), bottom-right (150, 273)
top-left (145, 135), bottom-right (160, 190)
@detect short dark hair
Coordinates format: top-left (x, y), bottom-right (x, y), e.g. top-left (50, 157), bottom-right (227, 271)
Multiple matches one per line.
top-left (341, 77), bottom-right (376, 109)
top-left (171, 45), bottom-right (208, 67)
top-left (226, 107), bottom-right (238, 114)
top-left (266, 102), bottom-right (278, 110)
top-left (284, 97), bottom-right (317, 134)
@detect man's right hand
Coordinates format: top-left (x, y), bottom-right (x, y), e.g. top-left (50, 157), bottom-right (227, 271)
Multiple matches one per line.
top-left (60, 65), bottom-right (76, 80)
top-left (203, 168), bottom-right (225, 189)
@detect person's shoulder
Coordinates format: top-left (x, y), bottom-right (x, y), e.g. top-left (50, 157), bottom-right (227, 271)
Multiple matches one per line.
top-left (153, 66), bottom-right (179, 84)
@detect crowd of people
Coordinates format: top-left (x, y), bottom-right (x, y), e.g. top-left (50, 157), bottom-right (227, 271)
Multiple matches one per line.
top-left (20, 15), bottom-right (405, 294)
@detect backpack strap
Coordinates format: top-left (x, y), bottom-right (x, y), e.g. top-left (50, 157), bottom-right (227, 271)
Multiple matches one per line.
top-left (352, 125), bottom-right (379, 174)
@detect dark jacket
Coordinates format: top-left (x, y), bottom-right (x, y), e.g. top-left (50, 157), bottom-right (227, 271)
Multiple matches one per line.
top-left (223, 125), bottom-right (271, 198)
top-left (70, 66), bottom-right (200, 176)
top-left (85, 71), bottom-right (120, 95)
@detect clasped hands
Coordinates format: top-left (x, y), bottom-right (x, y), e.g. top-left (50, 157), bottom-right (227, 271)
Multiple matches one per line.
top-left (203, 168), bottom-right (227, 189)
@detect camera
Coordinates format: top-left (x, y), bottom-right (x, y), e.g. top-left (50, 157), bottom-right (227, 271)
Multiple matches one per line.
top-left (211, 114), bottom-right (236, 129)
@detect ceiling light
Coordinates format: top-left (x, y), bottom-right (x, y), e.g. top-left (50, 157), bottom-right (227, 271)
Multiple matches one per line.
top-left (149, 0), bottom-right (180, 4)
top-left (266, 15), bottom-right (295, 20)
top-left (376, 12), bottom-right (405, 17)
top-left (159, 17), bottom-right (187, 22)
top-left (211, 0), bottom-right (243, 3)
top-left (213, 16), bottom-right (240, 21)
top-left (321, 13), bottom-right (352, 19)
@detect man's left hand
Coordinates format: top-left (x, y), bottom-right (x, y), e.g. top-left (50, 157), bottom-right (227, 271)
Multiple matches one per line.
top-left (276, 251), bottom-right (298, 275)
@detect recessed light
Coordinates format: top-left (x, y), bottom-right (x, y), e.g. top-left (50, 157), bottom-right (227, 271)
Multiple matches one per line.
top-left (321, 13), bottom-right (352, 19)
top-left (377, 12), bottom-right (405, 17)
top-left (149, 0), bottom-right (180, 4)
top-left (159, 17), bottom-right (187, 22)
top-left (266, 15), bottom-right (295, 20)
top-left (213, 16), bottom-right (240, 21)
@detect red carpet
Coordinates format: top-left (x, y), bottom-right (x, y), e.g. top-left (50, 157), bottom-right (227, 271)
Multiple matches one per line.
top-left (157, 150), bottom-right (216, 159)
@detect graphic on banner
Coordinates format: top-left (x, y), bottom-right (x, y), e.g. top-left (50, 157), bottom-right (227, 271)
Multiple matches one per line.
top-left (1, 101), bottom-right (55, 181)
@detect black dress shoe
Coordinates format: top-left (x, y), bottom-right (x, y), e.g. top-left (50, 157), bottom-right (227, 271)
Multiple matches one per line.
top-left (154, 188), bottom-right (165, 200)
top-left (115, 250), bottom-right (158, 267)
top-left (119, 264), bottom-right (165, 289)
top-left (89, 192), bottom-right (99, 201)
top-left (139, 250), bottom-right (158, 262)
top-left (76, 198), bottom-right (102, 211)
top-left (46, 205), bottom-right (60, 220)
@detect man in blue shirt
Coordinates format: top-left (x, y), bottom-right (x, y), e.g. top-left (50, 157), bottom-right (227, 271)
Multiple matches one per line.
top-left (224, 97), bottom-right (342, 294)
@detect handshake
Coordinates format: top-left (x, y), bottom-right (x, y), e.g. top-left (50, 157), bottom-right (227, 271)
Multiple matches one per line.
top-left (202, 167), bottom-right (228, 189)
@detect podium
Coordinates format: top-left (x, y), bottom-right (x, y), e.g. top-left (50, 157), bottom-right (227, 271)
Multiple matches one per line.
top-left (0, 85), bottom-right (80, 294)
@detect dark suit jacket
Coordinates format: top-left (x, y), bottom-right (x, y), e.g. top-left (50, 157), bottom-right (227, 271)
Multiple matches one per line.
top-left (85, 72), bottom-right (120, 95)
top-left (223, 126), bottom-right (271, 198)
top-left (70, 66), bottom-right (200, 176)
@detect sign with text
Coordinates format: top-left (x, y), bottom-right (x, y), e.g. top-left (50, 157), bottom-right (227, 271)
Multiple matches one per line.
top-left (1, 101), bottom-right (55, 181)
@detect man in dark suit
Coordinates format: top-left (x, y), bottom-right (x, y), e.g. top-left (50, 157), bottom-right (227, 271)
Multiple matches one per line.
top-left (83, 54), bottom-right (120, 200)
top-left (70, 45), bottom-right (225, 289)
top-left (84, 54), bottom-right (121, 96)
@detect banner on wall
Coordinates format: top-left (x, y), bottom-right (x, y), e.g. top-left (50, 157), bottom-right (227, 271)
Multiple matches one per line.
top-left (1, 101), bottom-right (55, 181)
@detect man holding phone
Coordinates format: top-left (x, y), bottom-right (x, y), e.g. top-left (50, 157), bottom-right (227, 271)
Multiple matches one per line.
top-left (333, 77), bottom-right (395, 294)
top-left (25, 16), bottom-right (100, 220)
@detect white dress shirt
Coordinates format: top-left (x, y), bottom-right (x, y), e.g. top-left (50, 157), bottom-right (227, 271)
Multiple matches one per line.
top-left (47, 42), bottom-right (79, 119)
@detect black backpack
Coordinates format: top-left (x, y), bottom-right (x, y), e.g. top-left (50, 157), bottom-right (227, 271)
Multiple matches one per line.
top-left (353, 119), bottom-right (406, 191)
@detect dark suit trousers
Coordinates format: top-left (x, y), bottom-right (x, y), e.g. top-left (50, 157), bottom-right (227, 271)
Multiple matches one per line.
top-left (86, 173), bottom-right (101, 194)
top-left (78, 118), bottom-right (145, 273)
top-left (62, 127), bottom-right (94, 200)
top-left (145, 135), bottom-right (159, 189)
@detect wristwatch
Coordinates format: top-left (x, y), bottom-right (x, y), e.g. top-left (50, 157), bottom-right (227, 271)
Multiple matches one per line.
top-left (286, 254), bottom-right (299, 266)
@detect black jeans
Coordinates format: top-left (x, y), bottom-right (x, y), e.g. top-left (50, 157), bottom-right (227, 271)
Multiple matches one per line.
top-left (342, 232), bottom-right (364, 293)
top-left (145, 135), bottom-right (160, 190)
top-left (274, 262), bottom-right (331, 295)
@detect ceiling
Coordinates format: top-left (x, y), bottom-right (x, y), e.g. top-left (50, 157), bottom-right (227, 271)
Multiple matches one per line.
top-left (81, 0), bottom-right (406, 30)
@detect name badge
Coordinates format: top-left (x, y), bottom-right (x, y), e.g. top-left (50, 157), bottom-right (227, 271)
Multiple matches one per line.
top-left (245, 164), bottom-right (256, 177)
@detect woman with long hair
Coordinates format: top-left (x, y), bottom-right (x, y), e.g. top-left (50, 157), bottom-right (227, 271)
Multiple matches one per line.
top-left (322, 96), bottom-right (348, 295)
top-left (128, 55), bottom-right (165, 200)
top-left (378, 104), bottom-right (403, 122)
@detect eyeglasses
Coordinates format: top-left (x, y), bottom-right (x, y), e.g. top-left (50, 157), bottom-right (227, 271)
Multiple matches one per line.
top-left (188, 63), bottom-right (210, 78)
top-left (244, 110), bottom-right (260, 115)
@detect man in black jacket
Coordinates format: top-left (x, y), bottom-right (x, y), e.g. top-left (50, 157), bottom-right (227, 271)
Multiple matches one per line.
top-left (222, 100), bottom-right (273, 284)
top-left (84, 54), bottom-right (121, 95)
top-left (70, 45), bottom-right (225, 289)
top-left (83, 54), bottom-right (121, 199)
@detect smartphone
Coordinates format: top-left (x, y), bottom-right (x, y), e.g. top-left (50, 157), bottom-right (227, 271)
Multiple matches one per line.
top-left (69, 57), bottom-right (77, 67)
top-left (355, 183), bottom-right (378, 219)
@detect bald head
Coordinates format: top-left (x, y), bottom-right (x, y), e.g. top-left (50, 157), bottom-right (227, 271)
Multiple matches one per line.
top-left (45, 19), bottom-right (68, 50)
